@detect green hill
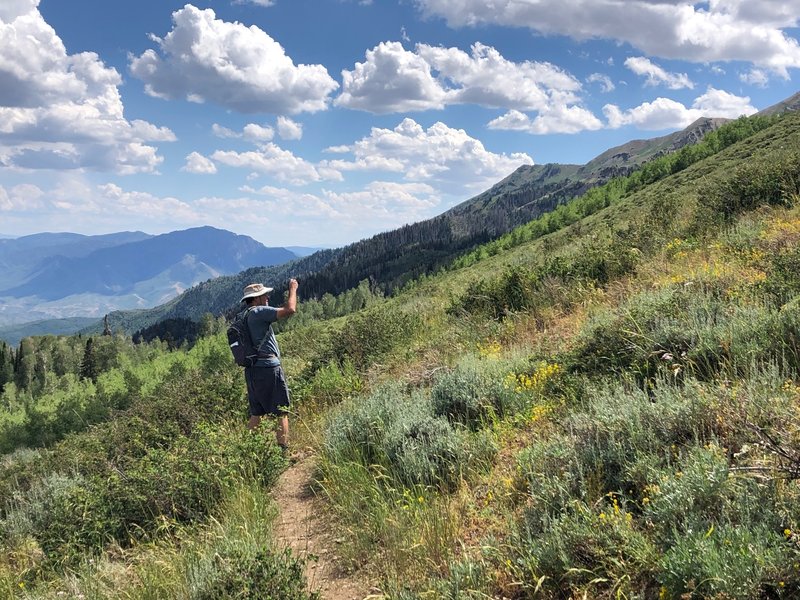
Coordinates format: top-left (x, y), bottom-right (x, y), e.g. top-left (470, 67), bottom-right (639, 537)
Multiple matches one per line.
top-left (1, 109), bottom-right (800, 598)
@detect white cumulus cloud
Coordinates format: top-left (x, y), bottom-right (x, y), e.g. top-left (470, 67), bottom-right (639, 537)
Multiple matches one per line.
top-left (336, 40), bottom-right (592, 119)
top-left (603, 87), bottom-right (757, 129)
top-left (322, 181), bottom-right (439, 221)
top-left (277, 116), bottom-right (303, 140)
top-left (419, 42), bottom-right (582, 110)
top-left (129, 4), bottom-right (339, 114)
top-left (212, 124), bottom-right (240, 139)
top-left (212, 143), bottom-right (343, 185)
top-left (324, 145), bottom-right (352, 154)
top-left (625, 57), bottom-right (694, 89)
top-left (322, 118), bottom-right (532, 194)
top-left (243, 124), bottom-right (275, 142)
top-left (234, 0), bottom-right (275, 6)
top-left (236, 180), bottom-right (441, 239)
top-left (0, 182), bottom-right (44, 211)
top-left (336, 41), bottom-right (448, 113)
top-left (414, 0), bottom-right (800, 75)
top-left (740, 68), bottom-right (769, 87)
top-left (588, 73), bottom-right (615, 93)
top-left (0, 0), bottom-right (173, 173)
top-left (96, 184), bottom-right (197, 221)
top-left (182, 152), bottom-right (217, 174)
top-left (0, 175), bottom-right (203, 234)
top-left (488, 105), bottom-right (604, 134)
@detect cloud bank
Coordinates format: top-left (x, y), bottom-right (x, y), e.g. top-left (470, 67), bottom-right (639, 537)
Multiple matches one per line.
top-left (130, 4), bottom-right (339, 114)
top-left (0, 0), bottom-right (173, 173)
top-left (337, 41), bottom-right (600, 133)
top-left (323, 117), bottom-right (533, 193)
top-left (414, 0), bottom-right (800, 76)
top-left (604, 87), bottom-right (757, 129)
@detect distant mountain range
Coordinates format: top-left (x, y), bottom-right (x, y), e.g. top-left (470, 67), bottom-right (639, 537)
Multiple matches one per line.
top-left (0, 227), bottom-right (300, 336)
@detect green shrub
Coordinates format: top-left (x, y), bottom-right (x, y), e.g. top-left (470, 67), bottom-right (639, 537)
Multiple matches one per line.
top-left (393, 556), bottom-right (493, 599)
top-left (517, 434), bottom-right (585, 529)
top-left (0, 448), bottom-right (49, 510)
top-left (1, 423), bottom-right (284, 568)
top-left (323, 385), bottom-right (466, 490)
top-left (570, 282), bottom-right (800, 383)
top-left (702, 150), bottom-right (800, 222)
top-left (1, 472), bottom-right (117, 568)
top-left (193, 546), bottom-right (319, 600)
top-left (385, 415), bottom-right (464, 491)
top-left (430, 365), bottom-right (510, 428)
top-left (450, 235), bottom-right (639, 321)
top-left (644, 446), bottom-right (781, 541)
top-left (295, 358), bottom-right (363, 407)
top-left (507, 369), bottom-right (800, 598)
top-left (514, 502), bottom-right (658, 598)
top-left (567, 381), bottom-right (720, 497)
top-left (658, 524), bottom-right (793, 599)
top-left (323, 383), bottom-right (411, 465)
top-left (338, 306), bottom-right (419, 367)
top-left (107, 422), bottom-right (283, 529)
top-left (766, 246), bottom-right (800, 304)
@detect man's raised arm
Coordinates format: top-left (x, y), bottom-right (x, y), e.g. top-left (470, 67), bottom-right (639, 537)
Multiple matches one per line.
top-left (276, 278), bottom-right (298, 319)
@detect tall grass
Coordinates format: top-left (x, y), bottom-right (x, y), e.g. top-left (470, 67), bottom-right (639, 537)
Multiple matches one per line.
top-left (0, 482), bottom-right (317, 599)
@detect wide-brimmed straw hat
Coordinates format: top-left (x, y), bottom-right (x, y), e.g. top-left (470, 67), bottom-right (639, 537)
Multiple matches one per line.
top-left (240, 283), bottom-right (274, 303)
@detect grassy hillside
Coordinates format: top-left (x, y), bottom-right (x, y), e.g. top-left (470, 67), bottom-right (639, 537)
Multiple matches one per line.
top-left (2, 110), bottom-right (800, 599)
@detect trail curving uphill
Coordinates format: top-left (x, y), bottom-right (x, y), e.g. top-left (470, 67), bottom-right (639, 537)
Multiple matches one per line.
top-left (271, 455), bottom-right (377, 600)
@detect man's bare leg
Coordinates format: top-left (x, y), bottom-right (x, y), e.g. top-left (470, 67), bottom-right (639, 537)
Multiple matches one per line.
top-left (248, 414), bottom-right (288, 451)
top-left (276, 415), bottom-right (289, 448)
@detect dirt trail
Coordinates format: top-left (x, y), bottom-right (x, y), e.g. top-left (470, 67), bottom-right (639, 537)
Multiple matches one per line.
top-left (271, 454), bottom-right (378, 600)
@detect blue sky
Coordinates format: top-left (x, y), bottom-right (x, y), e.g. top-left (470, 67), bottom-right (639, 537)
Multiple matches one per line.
top-left (0, 0), bottom-right (798, 247)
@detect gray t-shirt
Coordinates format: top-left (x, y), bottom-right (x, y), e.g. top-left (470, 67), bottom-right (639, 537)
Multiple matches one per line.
top-left (245, 305), bottom-right (281, 367)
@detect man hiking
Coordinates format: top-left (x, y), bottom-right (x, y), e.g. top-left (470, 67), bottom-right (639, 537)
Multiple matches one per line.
top-left (239, 278), bottom-right (298, 451)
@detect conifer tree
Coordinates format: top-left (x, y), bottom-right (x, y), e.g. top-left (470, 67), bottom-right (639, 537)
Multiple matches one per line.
top-left (0, 342), bottom-right (13, 393)
top-left (79, 337), bottom-right (98, 382)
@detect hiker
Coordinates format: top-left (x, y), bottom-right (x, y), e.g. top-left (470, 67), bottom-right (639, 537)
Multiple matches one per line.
top-left (239, 279), bottom-right (298, 451)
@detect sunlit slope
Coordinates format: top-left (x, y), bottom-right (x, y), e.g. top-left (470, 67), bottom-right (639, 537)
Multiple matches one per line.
top-left (294, 102), bottom-right (800, 598)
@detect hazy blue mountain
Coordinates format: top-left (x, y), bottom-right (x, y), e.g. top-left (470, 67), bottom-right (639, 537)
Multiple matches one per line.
top-left (0, 228), bottom-right (302, 338)
top-left (1, 227), bottom-right (296, 301)
top-left (0, 231), bottom-right (152, 290)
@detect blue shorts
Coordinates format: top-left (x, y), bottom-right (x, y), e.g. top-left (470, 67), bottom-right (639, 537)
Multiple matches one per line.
top-left (245, 365), bottom-right (290, 417)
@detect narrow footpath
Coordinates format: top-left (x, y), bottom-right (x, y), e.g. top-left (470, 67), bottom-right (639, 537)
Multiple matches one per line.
top-left (271, 455), bottom-right (379, 600)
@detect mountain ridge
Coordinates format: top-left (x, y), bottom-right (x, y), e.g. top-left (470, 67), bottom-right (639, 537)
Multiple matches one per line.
top-left (0, 227), bottom-right (301, 339)
top-left (1, 226), bottom-right (296, 301)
